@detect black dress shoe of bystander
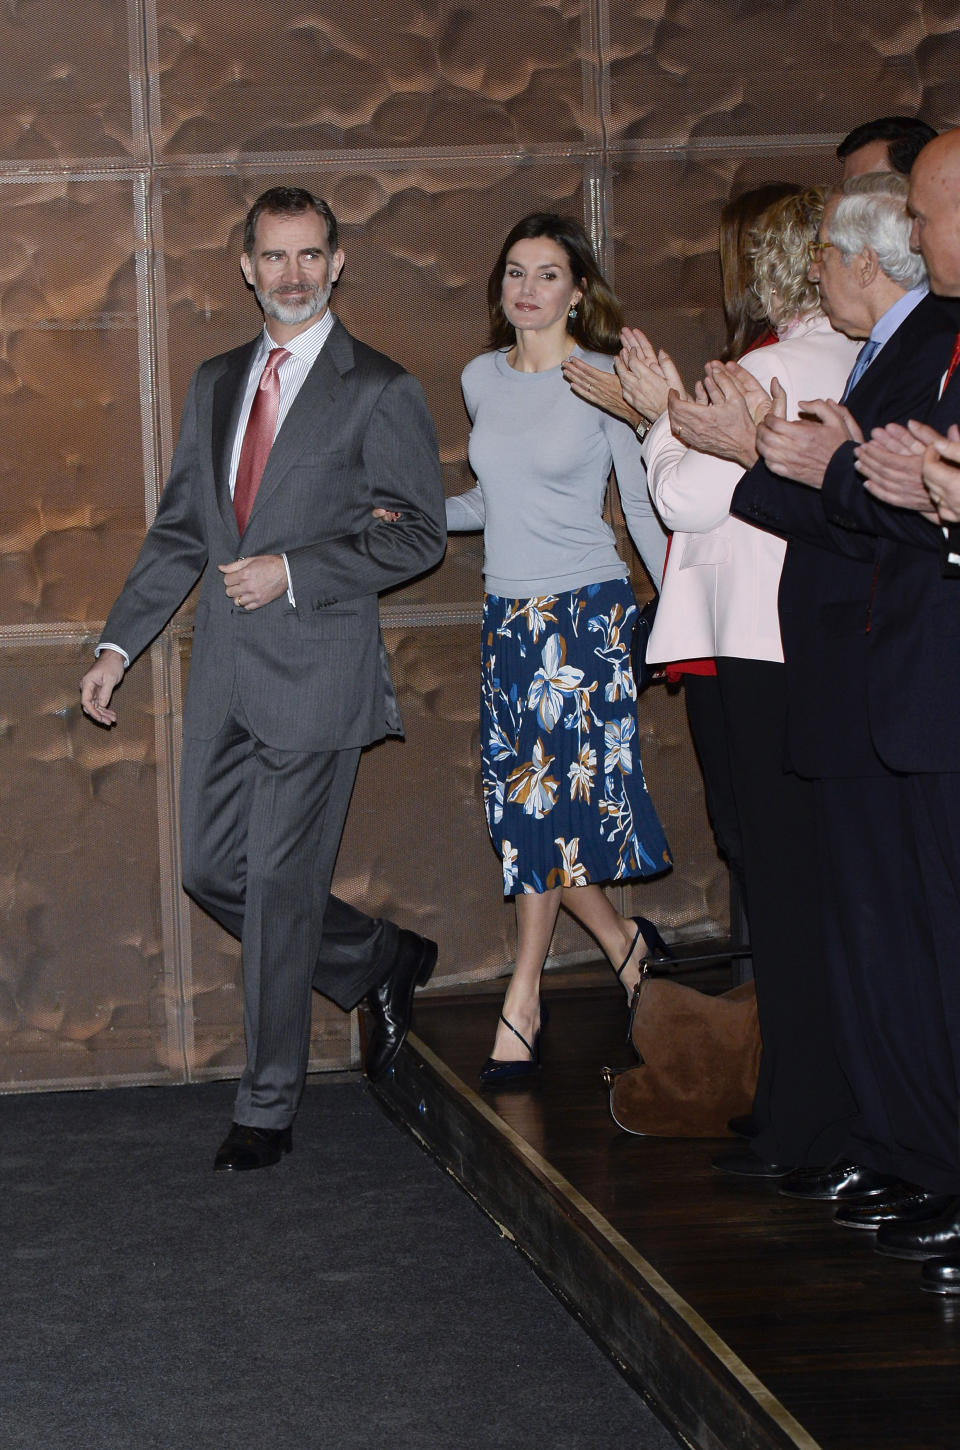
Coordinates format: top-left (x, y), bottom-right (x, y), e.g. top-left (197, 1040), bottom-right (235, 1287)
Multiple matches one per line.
top-left (777, 1162), bottom-right (902, 1202)
top-left (875, 1197), bottom-right (960, 1260)
top-left (364, 930), bottom-right (439, 1083)
top-left (921, 1256), bottom-right (960, 1294)
top-left (214, 1122), bottom-right (293, 1172)
top-left (711, 1148), bottom-right (795, 1178)
top-left (834, 1188), bottom-right (955, 1231)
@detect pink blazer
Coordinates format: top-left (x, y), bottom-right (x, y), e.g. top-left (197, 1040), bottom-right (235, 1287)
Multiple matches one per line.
top-left (643, 314), bottom-right (860, 664)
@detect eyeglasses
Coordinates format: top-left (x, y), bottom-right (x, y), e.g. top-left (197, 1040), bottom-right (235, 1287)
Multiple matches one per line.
top-left (809, 240), bottom-right (838, 261)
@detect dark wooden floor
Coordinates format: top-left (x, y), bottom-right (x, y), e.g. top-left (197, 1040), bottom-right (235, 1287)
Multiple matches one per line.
top-left (378, 968), bottom-right (960, 1450)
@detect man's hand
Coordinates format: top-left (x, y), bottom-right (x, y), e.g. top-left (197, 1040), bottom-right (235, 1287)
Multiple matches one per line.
top-left (756, 390), bottom-right (862, 488)
top-left (855, 421), bottom-right (936, 517)
top-left (667, 361), bottom-right (766, 466)
top-left (218, 554), bottom-right (288, 610)
top-left (80, 649), bottom-right (125, 726)
top-left (921, 423), bottom-right (960, 523)
top-left (561, 355), bottom-right (640, 426)
top-left (371, 507), bottom-right (403, 522)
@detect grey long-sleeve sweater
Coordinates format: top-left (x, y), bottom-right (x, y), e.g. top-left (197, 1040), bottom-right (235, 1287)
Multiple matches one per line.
top-left (446, 347), bottom-right (667, 598)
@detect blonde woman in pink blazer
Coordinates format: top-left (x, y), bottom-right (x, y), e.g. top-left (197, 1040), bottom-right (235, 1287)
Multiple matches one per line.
top-left (643, 308), bottom-right (858, 664)
top-left (629, 190), bottom-right (861, 1180)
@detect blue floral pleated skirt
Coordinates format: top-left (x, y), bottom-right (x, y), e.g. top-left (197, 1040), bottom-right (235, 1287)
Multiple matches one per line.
top-left (480, 579), bottom-right (672, 897)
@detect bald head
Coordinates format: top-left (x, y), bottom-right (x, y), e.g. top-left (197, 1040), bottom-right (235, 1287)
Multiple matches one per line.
top-left (908, 129), bottom-right (960, 296)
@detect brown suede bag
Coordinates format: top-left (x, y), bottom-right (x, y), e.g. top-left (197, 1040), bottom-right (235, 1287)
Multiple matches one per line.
top-left (606, 970), bottom-right (761, 1138)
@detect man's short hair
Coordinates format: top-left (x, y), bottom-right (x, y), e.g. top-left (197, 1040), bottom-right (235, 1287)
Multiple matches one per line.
top-left (836, 116), bottom-right (938, 176)
top-left (828, 171), bottom-right (926, 290)
top-left (243, 187), bottom-right (338, 256)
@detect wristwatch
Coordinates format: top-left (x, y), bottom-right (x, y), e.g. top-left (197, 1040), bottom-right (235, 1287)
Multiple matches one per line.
top-left (635, 417), bottom-right (651, 443)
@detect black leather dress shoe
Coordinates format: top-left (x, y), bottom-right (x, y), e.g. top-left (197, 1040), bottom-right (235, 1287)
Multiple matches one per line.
top-left (875, 1197), bottom-right (960, 1260)
top-left (921, 1256), bottom-right (960, 1294)
top-left (214, 1122), bottom-right (292, 1172)
top-left (364, 929), bottom-right (438, 1082)
top-left (834, 1188), bottom-right (955, 1231)
top-left (727, 1113), bottom-right (759, 1140)
top-left (777, 1162), bottom-right (902, 1202)
top-left (711, 1148), bottom-right (795, 1178)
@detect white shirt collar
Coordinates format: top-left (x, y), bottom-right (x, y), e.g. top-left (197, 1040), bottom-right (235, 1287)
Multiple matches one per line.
top-left (256, 307), bottom-right (336, 364)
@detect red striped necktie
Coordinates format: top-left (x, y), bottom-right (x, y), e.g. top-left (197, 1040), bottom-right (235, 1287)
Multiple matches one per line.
top-left (233, 346), bottom-right (290, 533)
top-left (943, 332), bottom-right (960, 394)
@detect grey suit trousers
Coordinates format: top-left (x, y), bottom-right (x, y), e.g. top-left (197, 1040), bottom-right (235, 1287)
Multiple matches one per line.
top-left (180, 693), bottom-right (398, 1128)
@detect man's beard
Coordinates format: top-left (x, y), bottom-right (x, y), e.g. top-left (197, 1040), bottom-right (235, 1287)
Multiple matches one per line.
top-left (256, 280), bottom-right (332, 326)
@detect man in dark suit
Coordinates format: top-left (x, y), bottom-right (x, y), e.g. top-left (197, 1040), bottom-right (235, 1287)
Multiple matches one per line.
top-left (80, 187), bottom-right (447, 1171)
top-left (728, 171), bottom-right (960, 1219)
top-left (800, 130), bottom-right (960, 1287)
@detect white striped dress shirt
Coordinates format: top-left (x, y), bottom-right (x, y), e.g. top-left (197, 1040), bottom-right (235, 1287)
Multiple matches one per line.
top-left (230, 310), bottom-right (337, 604)
top-left (227, 308), bottom-right (336, 497)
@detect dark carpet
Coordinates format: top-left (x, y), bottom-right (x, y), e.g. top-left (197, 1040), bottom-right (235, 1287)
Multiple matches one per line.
top-left (1, 1077), bottom-right (680, 1450)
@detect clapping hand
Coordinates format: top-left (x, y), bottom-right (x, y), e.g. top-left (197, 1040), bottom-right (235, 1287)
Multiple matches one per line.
top-left (667, 361), bottom-right (769, 467)
top-left (561, 354), bottom-right (641, 427)
top-left (919, 423), bottom-right (960, 524)
top-left (613, 327), bottom-right (688, 422)
top-left (855, 420), bottom-right (936, 517)
top-left (757, 389), bottom-right (861, 488)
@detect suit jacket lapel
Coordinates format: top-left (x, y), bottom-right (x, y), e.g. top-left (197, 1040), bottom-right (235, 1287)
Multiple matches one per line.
top-left (244, 321), bottom-right (353, 529)
top-left (848, 328), bottom-right (907, 423)
top-left (211, 338), bottom-right (259, 541)
top-left (848, 296), bottom-right (935, 425)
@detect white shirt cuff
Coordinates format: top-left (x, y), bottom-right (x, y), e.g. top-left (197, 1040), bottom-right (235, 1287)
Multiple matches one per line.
top-left (281, 553), bottom-right (296, 607)
top-left (96, 643), bottom-right (130, 669)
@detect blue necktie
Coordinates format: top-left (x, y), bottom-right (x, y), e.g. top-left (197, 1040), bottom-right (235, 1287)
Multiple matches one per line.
top-left (840, 338), bottom-right (879, 403)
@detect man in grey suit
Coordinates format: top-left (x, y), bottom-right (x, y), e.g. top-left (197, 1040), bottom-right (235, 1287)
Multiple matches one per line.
top-left (80, 187), bottom-right (447, 1171)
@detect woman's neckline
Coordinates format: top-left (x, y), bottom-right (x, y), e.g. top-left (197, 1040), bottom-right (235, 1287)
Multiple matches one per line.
top-left (497, 343), bottom-right (582, 376)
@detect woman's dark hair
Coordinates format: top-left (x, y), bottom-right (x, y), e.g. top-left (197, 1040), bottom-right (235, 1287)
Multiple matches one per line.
top-left (486, 212), bottom-right (623, 354)
top-left (719, 183), bottom-right (803, 359)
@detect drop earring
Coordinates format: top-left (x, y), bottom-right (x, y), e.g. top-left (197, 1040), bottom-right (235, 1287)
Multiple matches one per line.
top-left (568, 304), bottom-right (578, 319)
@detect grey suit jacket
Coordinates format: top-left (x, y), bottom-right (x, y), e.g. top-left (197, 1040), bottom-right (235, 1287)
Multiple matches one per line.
top-left (101, 318), bottom-right (446, 751)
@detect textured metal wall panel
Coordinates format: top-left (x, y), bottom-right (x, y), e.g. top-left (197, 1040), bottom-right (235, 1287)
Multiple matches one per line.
top-left (0, 0), bottom-right (142, 163)
top-left (608, 146), bottom-right (837, 380)
top-left (154, 0), bottom-right (593, 156)
top-left (607, 1), bottom-right (932, 143)
top-left (0, 639), bottom-right (175, 1088)
top-left (0, 180), bottom-right (146, 624)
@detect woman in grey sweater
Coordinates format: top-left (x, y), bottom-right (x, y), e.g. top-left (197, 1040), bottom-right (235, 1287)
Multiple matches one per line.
top-left (447, 212), bottom-right (671, 1083)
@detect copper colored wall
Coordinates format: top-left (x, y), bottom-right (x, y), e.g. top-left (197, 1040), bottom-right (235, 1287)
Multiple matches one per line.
top-left (1, 1), bottom-right (956, 1089)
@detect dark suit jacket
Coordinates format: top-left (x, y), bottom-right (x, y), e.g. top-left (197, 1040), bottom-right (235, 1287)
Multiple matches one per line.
top-left (101, 319), bottom-right (447, 752)
top-left (731, 293), bottom-right (958, 777)
top-left (816, 356), bottom-right (960, 774)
